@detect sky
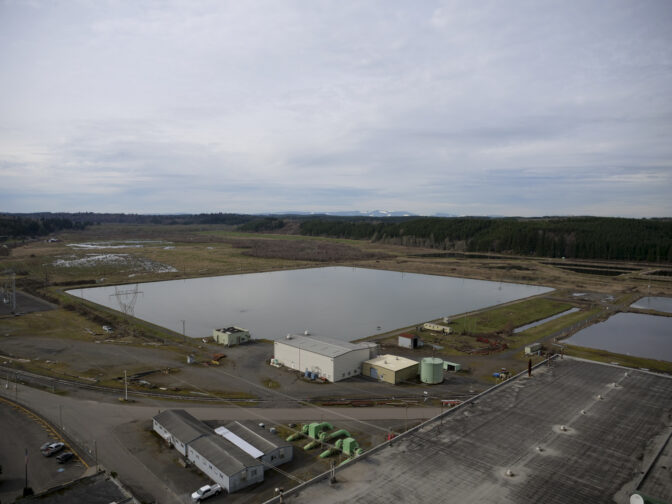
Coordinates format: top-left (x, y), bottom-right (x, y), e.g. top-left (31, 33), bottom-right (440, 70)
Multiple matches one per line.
top-left (1, 0), bottom-right (671, 217)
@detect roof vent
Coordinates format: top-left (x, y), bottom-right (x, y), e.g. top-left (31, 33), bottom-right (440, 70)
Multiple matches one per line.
top-left (536, 446), bottom-right (544, 452)
top-left (580, 410), bottom-right (587, 415)
top-left (304, 329), bottom-right (310, 335)
top-left (597, 394), bottom-right (603, 400)
top-left (286, 334), bottom-right (292, 340)
top-left (506, 469), bottom-right (515, 477)
top-left (560, 425), bottom-right (568, 432)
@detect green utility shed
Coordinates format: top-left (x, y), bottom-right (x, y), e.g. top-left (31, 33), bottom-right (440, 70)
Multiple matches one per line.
top-left (213, 326), bottom-right (251, 346)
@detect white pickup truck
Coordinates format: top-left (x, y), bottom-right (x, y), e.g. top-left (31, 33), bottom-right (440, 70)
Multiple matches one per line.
top-left (191, 484), bottom-right (223, 502)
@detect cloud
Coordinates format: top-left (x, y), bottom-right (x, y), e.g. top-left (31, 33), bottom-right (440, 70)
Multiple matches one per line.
top-left (1, 0), bottom-right (671, 216)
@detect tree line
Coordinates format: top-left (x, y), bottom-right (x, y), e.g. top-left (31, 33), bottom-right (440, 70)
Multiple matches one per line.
top-left (299, 217), bottom-right (672, 263)
top-left (0, 215), bottom-right (87, 238)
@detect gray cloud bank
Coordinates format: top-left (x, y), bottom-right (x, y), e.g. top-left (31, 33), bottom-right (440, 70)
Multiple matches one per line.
top-left (1, 0), bottom-right (671, 216)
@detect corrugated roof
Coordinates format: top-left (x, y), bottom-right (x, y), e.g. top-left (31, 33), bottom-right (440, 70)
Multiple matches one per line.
top-left (153, 409), bottom-right (210, 445)
top-left (215, 426), bottom-right (264, 459)
top-left (275, 335), bottom-right (368, 358)
top-left (224, 421), bottom-right (291, 454)
top-left (189, 434), bottom-right (263, 476)
top-left (365, 354), bottom-right (418, 372)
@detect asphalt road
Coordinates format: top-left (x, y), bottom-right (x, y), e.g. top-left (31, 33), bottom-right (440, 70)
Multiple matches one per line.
top-left (0, 382), bottom-right (440, 504)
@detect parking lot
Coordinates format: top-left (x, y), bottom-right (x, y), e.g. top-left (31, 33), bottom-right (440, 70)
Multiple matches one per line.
top-left (0, 399), bottom-right (86, 502)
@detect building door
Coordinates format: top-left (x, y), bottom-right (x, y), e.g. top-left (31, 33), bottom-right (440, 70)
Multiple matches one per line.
top-left (370, 367), bottom-right (379, 379)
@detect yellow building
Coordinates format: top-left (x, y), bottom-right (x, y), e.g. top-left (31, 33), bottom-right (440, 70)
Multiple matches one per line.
top-left (362, 355), bottom-right (419, 385)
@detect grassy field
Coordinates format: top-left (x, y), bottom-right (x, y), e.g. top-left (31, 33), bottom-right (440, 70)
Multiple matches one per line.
top-left (2, 222), bottom-right (672, 391)
top-left (564, 345), bottom-right (672, 374)
top-left (447, 297), bottom-right (573, 334)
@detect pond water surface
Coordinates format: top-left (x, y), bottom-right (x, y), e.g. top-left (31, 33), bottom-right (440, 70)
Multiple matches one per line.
top-left (630, 297), bottom-right (672, 314)
top-left (68, 267), bottom-right (552, 342)
top-left (564, 312), bottom-right (672, 362)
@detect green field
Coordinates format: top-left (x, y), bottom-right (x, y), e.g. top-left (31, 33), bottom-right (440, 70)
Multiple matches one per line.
top-left (448, 297), bottom-right (573, 335)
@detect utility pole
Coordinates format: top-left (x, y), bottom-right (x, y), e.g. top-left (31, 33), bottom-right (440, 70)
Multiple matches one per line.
top-left (124, 370), bottom-right (128, 401)
top-left (59, 405), bottom-right (63, 430)
top-left (181, 319), bottom-right (186, 342)
top-left (94, 439), bottom-right (98, 471)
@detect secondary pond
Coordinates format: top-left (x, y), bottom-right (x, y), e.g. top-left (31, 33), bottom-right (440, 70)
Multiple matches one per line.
top-left (564, 312), bottom-right (672, 362)
top-left (514, 307), bottom-right (580, 333)
top-left (68, 267), bottom-right (552, 342)
top-left (630, 297), bottom-right (672, 314)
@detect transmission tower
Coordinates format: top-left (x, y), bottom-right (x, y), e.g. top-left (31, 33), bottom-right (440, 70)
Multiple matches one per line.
top-left (110, 284), bottom-right (143, 336)
top-left (1, 270), bottom-right (16, 313)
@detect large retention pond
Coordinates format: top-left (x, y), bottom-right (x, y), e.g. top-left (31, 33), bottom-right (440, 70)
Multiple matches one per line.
top-left (564, 312), bottom-right (672, 362)
top-left (68, 267), bottom-right (552, 342)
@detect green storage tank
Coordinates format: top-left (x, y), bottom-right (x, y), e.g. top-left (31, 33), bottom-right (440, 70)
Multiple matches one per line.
top-left (420, 357), bottom-right (444, 384)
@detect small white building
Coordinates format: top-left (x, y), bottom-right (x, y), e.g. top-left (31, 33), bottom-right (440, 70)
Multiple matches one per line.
top-left (398, 333), bottom-right (422, 349)
top-left (525, 342), bottom-right (542, 355)
top-left (188, 435), bottom-right (265, 493)
top-left (423, 323), bottom-right (452, 334)
top-left (274, 335), bottom-right (371, 382)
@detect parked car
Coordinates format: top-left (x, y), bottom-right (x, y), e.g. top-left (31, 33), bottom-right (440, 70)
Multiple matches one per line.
top-left (191, 484), bottom-right (223, 502)
top-left (40, 441), bottom-right (53, 452)
top-left (56, 452), bottom-right (74, 464)
top-left (41, 442), bottom-right (64, 457)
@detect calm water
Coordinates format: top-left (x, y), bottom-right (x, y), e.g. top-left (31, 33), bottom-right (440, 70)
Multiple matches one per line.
top-left (514, 307), bottom-right (580, 333)
top-left (630, 297), bottom-right (672, 314)
top-left (68, 267), bottom-right (552, 342)
top-left (565, 312), bottom-right (672, 361)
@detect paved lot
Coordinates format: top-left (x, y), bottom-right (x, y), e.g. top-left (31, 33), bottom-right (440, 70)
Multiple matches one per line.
top-left (0, 399), bottom-right (86, 503)
top-left (280, 358), bottom-right (672, 504)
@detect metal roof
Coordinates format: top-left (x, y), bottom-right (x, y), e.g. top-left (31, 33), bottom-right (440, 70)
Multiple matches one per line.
top-left (275, 335), bottom-right (369, 358)
top-left (279, 358), bottom-right (672, 504)
top-left (365, 354), bottom-right (418, 372)
top-left (226, 421), bottom-right (291, 453)
top-left (215, 426), bottom-right (264, 459)
top-left (189, 434), bottom-right (263, 476)
top-left (153, 409), bottom-right (210, 445)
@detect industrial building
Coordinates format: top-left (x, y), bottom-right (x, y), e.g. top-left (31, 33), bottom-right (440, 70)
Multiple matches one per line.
top-left (274, 358), bottom-right (672, 504)
top-left (362, 354), bottom-right (419, 384)
top-left (273, 335), bottom-right (373, 382)
top-left (212, 326), bottom-right (251, 346)
top-left (152, 410), bottom-right (293, 494)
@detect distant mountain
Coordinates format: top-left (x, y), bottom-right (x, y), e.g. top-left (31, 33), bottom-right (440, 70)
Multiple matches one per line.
top-left (266, 210), bottom-right (418, 217)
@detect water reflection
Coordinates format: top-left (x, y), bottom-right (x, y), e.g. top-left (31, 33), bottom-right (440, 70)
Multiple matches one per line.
top-left (565, 312), bottom-right (672, 361)
top-left (68, 267), bottom-right (552, 342)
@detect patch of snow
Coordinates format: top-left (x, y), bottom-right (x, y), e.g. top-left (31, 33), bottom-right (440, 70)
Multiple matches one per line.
top-left (53, 253), bottom-right (176, 273)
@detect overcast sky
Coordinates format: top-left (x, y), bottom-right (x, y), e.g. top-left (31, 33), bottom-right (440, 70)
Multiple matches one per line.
top-left (1, 1), bottom-right (671, 217)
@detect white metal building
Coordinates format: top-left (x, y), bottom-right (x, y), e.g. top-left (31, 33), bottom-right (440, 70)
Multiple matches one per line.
top-left (153, 409), bottom-right (210, 457)
top-left (274, 335), bottom-right (371, 382)
top-left (188, 434), bottom-right (264, 493)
